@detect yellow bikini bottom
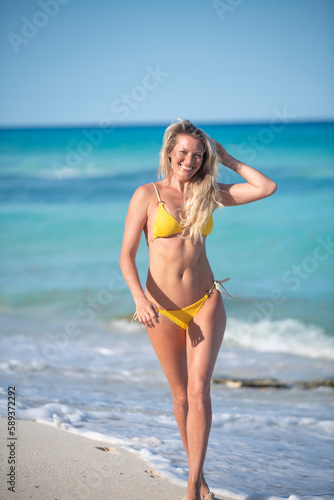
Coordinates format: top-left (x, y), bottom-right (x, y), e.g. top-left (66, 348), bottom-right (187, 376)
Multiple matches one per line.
top-left (132, 278), bottom-right (239, 331)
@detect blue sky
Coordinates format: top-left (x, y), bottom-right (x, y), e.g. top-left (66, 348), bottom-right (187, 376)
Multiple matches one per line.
top-left (0, 0), bottom-right (333, 127)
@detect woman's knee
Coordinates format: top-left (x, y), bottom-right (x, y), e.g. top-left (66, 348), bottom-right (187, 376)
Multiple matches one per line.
top-left (187, 378), bottom-right (211, 405)
top-left (172, 386), bottom-right (188, 407)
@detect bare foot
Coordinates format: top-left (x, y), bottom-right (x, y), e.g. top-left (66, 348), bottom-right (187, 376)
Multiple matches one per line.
top-left (186, 492), bottom-right (201, 500)
top-left (187, 472), bottom-right (212, 500)
top-left (187, 482), bottom-right (201, 500)
top-left (201, 472), bottom-right (213, 499)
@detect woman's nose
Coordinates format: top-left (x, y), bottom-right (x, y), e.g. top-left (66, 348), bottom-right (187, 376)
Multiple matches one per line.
top-left (185, 153), bottom-right (194, 166)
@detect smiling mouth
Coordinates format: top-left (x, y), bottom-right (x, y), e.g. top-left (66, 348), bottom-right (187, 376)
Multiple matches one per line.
top-left (180, 164), bottom-right (193, 172)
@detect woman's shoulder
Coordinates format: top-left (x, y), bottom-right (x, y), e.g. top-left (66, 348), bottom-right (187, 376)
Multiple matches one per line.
top-left (132, 182), bottom-right (156, 197)
top-left (130, 183), bottom-right (158, 207)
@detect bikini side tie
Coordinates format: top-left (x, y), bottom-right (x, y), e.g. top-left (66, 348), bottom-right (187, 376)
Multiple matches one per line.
top-left (131, 311), bottom-right (138, 326)
top-left (210, 278), bottom-right (241, 300)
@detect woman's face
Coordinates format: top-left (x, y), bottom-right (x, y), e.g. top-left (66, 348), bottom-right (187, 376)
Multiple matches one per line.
top-left (168, 134), bottom-right (204, 180)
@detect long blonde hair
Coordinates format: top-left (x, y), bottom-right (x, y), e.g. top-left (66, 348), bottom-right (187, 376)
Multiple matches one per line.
top-left (158, 119), bottom-right (223, 242)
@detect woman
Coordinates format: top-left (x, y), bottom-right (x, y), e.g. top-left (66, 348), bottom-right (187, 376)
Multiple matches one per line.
top-left (119, 119), bottom-right (276, 500)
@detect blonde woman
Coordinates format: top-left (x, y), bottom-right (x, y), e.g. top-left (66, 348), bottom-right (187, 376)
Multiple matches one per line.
top-left (119, 119), bottom-right (276, 500)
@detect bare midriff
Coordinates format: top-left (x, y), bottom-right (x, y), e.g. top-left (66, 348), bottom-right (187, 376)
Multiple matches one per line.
top-left (145, 235), bottom-right (214, 310)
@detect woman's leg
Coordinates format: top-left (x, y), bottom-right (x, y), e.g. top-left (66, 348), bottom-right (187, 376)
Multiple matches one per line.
top-left (146, 317), bottom-right (189, 451)
top-left (186, 290), bottom-right (226, 498)
top-left (146, 290), bottom-right (225, 499)
top-left (146, 316), bottom-right (211, 498)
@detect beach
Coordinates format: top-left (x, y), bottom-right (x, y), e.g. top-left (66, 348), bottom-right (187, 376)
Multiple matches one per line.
top-left (0, 418), bottom-right (190, 500)
top-left (0, 122), bottom-right (333, 499)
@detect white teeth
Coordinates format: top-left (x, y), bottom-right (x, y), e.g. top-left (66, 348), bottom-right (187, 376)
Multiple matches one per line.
top-left (180, 164), bottom-right (192, 171)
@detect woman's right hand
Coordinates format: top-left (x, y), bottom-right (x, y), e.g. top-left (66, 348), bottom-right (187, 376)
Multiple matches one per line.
top-left (135, 296), bottom-right (160, 328)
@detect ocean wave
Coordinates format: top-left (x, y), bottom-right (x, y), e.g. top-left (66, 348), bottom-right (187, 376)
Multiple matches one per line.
top-left (225, 317), bottom-right (334, 359)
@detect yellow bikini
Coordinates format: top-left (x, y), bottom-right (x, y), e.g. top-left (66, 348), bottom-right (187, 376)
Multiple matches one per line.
top-left (157, 279), bottom-right (238, 330)
top-left (132, 183), bottom-right (239, 330)
top-left (132, 278), bottom-right (238, 330)
top-left (148, 183), bottom-right (213, 246)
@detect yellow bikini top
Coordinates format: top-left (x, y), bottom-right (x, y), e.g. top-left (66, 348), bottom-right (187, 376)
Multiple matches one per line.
top-left (148, 183), bottom-right (214, 246)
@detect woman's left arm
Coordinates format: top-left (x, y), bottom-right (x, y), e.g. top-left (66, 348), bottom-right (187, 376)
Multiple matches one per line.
top-left (215, 141), bottom-right (277, 206)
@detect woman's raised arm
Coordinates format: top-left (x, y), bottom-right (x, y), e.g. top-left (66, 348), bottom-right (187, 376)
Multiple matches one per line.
top-left (215, 141), bottom-right (277, 206)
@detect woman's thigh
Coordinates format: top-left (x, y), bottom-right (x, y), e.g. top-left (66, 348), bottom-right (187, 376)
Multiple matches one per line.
top-left (186, 290), bottom-right (226, 383)
top-left (146, 316), bottom-right (188, 395)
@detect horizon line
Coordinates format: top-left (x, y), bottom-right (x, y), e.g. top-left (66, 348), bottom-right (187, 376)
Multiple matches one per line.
top-left (0, 117), bottom-right (334, 131)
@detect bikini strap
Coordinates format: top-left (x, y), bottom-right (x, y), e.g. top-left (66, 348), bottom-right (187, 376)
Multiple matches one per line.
top-left (151, 183), bottom-right (164, 205)
top-left (131, 311), bottom-right (138, 325)
top-left (211, 278), bottom-right (241, 300)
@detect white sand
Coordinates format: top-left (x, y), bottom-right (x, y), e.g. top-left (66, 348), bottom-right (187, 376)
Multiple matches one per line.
top-left (0, 418), bottom-right (228, 499)
top-left (0, 417), bottom-right (189, 500)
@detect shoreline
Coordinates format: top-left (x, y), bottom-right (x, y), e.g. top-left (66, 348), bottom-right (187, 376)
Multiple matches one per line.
top-left (0, 417), bottom-right (191, 500)
top-left (2, 419), bottom-right (328, 500)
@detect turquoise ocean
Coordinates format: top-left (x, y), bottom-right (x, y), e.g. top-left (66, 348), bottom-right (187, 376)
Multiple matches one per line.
top-left (0, 122), bottom-right (333, 499)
